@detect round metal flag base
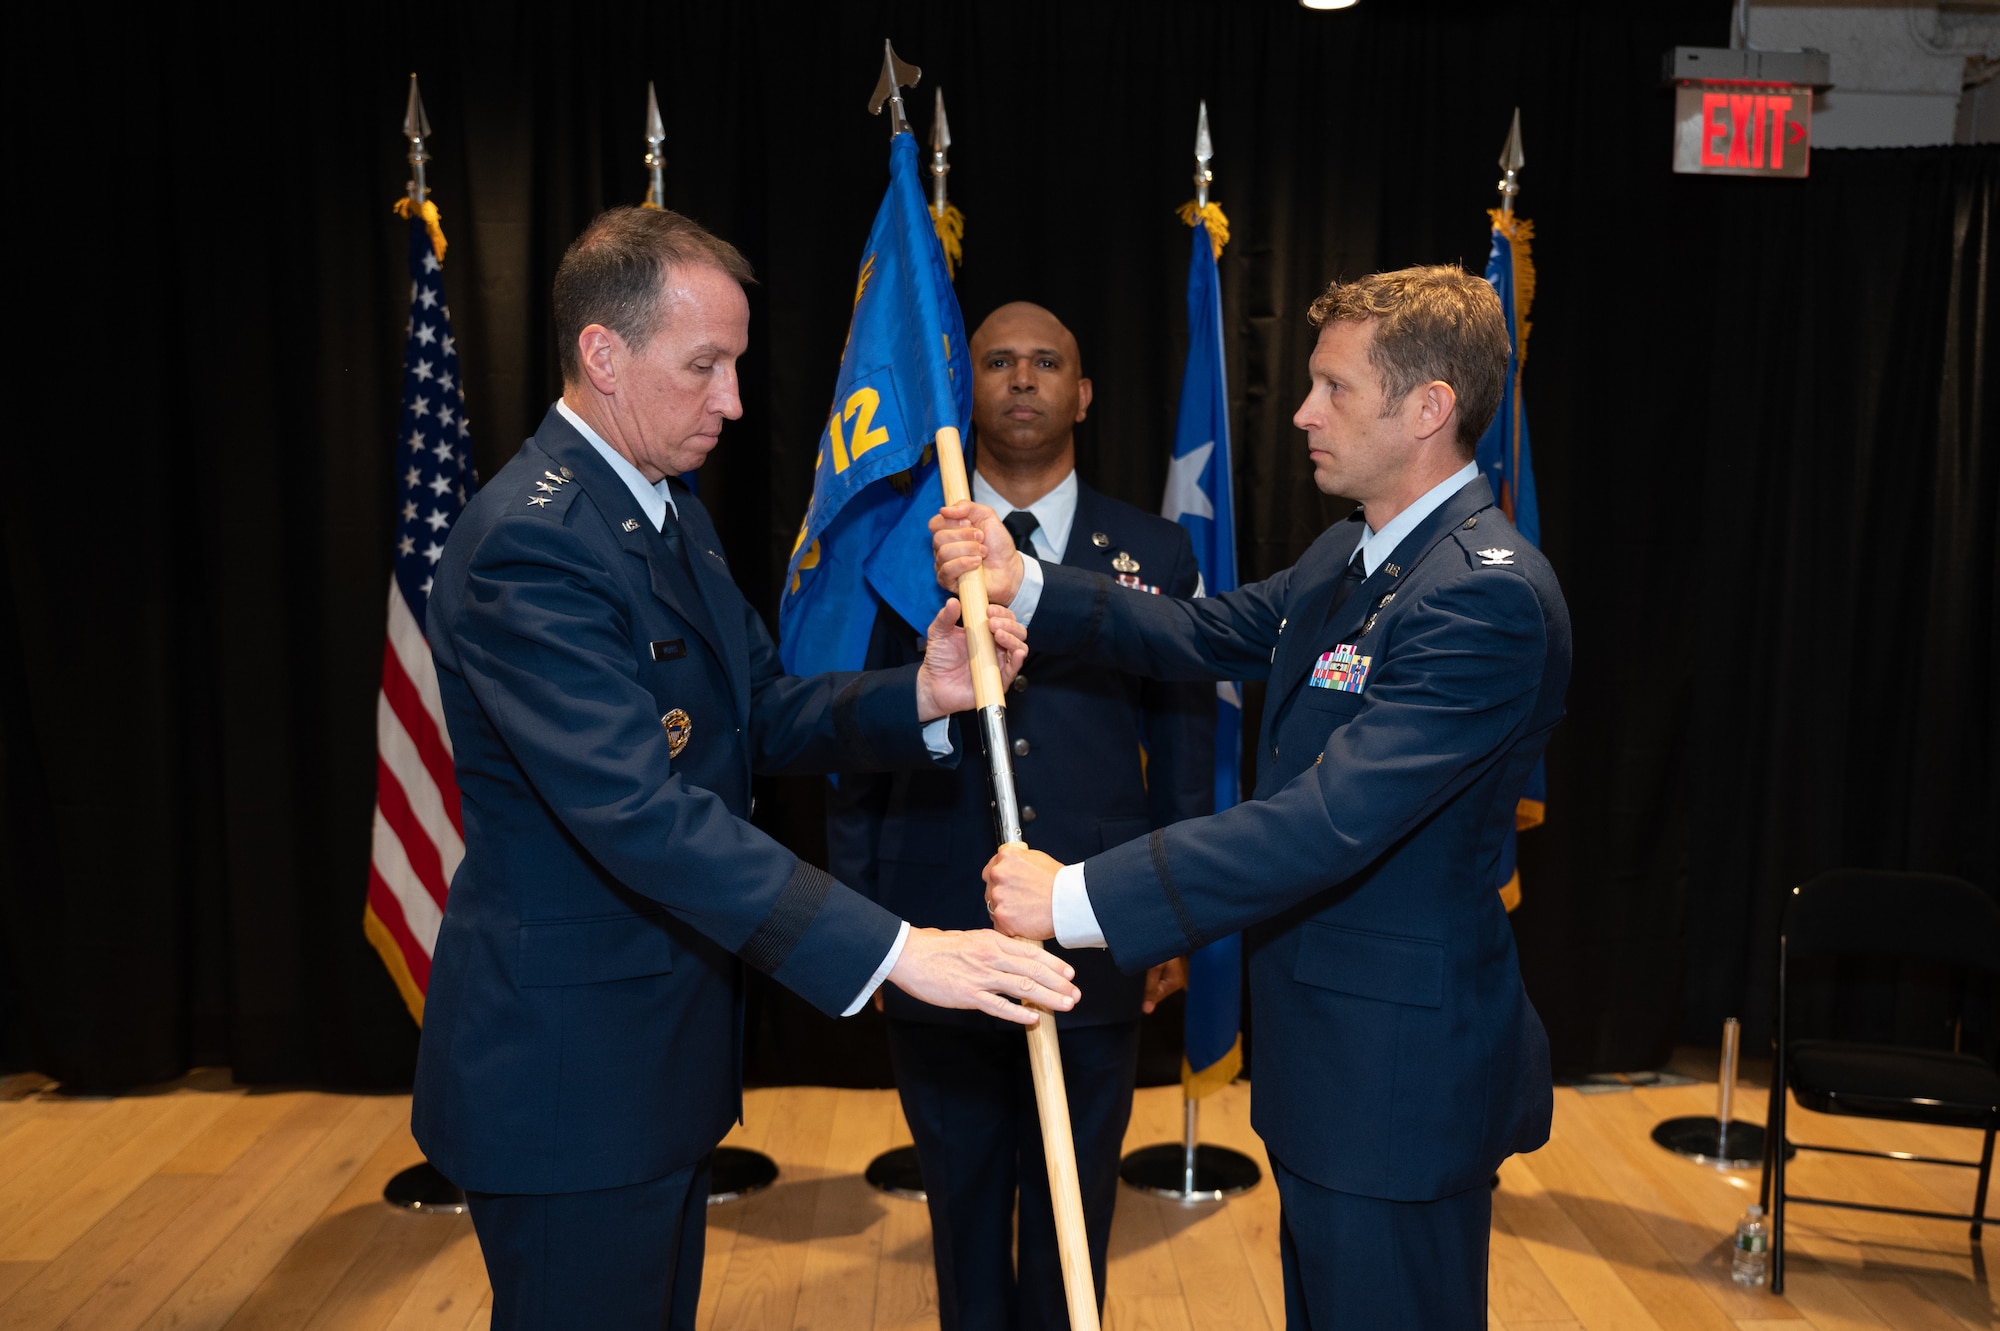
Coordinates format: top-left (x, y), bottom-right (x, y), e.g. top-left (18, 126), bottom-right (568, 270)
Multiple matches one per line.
top-left (1651, 1116), bottom-right (1778, 1170)
top-left (1119, 1144), bottom-right (1262, 1202)
top-left (383, 1161), bottom-right (467, 1214)
top-left (707, 1146), bottom-right (779, 1205)
top-left (864, 1145), bottom-right (928, 1202)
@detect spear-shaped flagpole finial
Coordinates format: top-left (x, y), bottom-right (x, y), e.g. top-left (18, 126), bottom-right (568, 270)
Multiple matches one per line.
top-left (1497, 107), bottom-right (1525, 217)
top-left (1194, 100), bottom-right (1214, 210)
top-left (868, 39), bottom-right (922, 138)
top-left (403, 73), bottom-right (433, 208)
top-left (644, 81), bottom-right (667, 207)
top-left (929, 88), bottom-right (952, 213)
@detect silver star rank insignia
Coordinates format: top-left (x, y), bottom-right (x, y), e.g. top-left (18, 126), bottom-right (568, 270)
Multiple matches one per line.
top-left (527, 495), bottom-right (551, 507)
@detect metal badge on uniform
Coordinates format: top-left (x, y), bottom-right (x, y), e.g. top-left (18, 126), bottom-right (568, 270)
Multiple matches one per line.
top-left (1090, 531), bottom-right (1111, 549)
top-left (526, 495), bottom-right (551, 507)
top-left (1111, 551), bottom-right (1140, 574)
top-left (1476, 547), bottom-right (1516, 566)
top-left (1309, 643), bottom-right (1372, 693)
top-left (622, 518), bottom-right (641, 532)
top-left (661, 708), bottom-right (692, 757)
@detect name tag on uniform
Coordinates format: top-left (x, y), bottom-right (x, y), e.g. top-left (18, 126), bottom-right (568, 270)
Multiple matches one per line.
top-left (1310, 644), bottom-right (1371, 693)
top-left (650, 639), bottom-right (687, 661)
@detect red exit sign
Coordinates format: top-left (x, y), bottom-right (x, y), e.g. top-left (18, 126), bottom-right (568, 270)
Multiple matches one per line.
top-left (1673, 84), bottom-right (1812, 178)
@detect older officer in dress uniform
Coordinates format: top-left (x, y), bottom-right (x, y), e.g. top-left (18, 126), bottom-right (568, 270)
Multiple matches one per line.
top-left (414, 209), bottom-right (1080, 1331)
top-left (827, 302), bottom-right (1212, 1331)
top-left (944, 267), bottom-right (1571, 1330)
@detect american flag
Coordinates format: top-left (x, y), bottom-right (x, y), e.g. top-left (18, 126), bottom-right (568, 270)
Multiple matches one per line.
top-left (363, 211), bottom-right (475, 1022)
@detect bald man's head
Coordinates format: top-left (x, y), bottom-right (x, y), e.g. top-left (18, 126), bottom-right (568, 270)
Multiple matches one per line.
top-left (968, 303), bottom-right (1092, 480)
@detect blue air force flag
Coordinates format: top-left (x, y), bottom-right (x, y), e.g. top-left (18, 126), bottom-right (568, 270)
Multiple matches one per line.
top-left (779, 132), bottom-right (970, 674)
top-left (1162, 215), bottom-right (1244, 1097)
top-left (1476, 210), bottom-right (1545, 909)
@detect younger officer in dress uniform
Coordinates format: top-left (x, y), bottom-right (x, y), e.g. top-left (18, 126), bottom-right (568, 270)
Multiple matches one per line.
top-left (828, 302), bottom-right (1214, 1331)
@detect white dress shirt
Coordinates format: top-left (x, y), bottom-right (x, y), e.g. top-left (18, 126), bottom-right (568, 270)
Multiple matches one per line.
top-left (1044, 459), bottom-right (1482, 950)
top-left (554, 399), bottom-right (907, 1012)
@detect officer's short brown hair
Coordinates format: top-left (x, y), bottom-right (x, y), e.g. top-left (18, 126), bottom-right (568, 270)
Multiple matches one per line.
top-left (553, 207), bottom-right (755, 384)
top-left (1307, 266), bottom-right (1509, 455)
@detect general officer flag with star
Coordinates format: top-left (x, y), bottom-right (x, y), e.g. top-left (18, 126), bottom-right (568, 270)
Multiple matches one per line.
top-left (1476, 207), bottom-right (1545, 911)
top-left (1161, 210), bottom-right (1244, 1097)
top-left (780, 131), bottom-right (970, 675)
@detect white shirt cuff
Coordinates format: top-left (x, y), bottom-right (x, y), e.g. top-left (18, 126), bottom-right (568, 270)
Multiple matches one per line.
top-left (1012, 555), bottom-right (1046, 625)
top-left (843, 919), bottom-right (910, 1016)
top-left (1051, 862), bottom-right (1106, 949)
top-left (921, 716), bottom-right (952, 757)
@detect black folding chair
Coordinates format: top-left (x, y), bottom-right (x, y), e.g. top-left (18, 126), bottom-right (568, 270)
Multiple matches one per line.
top-left (1760, 870), bottom-right (2000, 1293)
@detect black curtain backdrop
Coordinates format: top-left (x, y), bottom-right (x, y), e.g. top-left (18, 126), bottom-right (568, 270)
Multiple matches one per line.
top-left (4, 1), bottom-right (1994, 1091)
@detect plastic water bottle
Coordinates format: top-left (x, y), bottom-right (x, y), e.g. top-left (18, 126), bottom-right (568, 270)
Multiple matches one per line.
top-left (1732, 1204), bottom-right (1769, 1286)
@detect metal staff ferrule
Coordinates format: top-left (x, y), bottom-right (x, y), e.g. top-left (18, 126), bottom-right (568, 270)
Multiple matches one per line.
top-left (978, 704), bottom-right (1023, 845)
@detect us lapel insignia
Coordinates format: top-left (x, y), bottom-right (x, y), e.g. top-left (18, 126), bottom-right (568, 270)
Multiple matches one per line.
top-left (661, 708), bottom-right (693, 758)
top-left (1476, 547), bottom-right (1516, 566)
top-left (1310, 643), bottom-right (1372, 693)
top-left (1384, 562), bottom-right (1402, 577)
top-left (1111, 551), bottom-right (1140, 574)
top-left (622, 518), bottom-right (641, 532)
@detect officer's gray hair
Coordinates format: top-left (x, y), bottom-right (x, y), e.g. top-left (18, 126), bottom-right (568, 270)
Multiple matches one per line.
top-left (553, 207), bottom-right (756, 384)
top-left (1307, 266), bottom-right (1510, 455)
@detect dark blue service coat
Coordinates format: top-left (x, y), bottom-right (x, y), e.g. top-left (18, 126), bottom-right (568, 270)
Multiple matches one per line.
top-left (413, 407), bottom-right (947, 1196)
top-left (1030, 477), bottom-right (1569, 1202)
top-left (829, 482), bottom-right (1213, 1029)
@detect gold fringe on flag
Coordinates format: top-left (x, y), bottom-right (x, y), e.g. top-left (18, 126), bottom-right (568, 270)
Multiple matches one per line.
top-left (393, 196), bottom-right (449, 264)
top-left (931, 202), bottom-right (965, 278)
top-left (1176, 200), bottom-right (1231, 260)
top-left (363, 900), bottom-right (427, 1024)
top-left (1486, 208), bottom-right (1534, 364)
top-left (1182, 1034), bottom-right (1244, 1099)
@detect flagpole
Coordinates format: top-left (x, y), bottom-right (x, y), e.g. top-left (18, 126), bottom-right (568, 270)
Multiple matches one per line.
top-left (629, 74), bottom-right (773, 1205)
top-left (1119, 99), bottom-right (1259, 1205)
top-left (643, 82), bottom-right (667, 208)
top-left (380, 75), bottom-right (467, 1216)
top-left (869, 37), bottom-right (1098, 1328)
top-left (861, 75), bottom-right (962, 1209)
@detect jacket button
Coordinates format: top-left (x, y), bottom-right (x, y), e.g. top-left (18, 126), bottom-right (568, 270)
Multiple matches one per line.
top-left (1011, 674), bottom-right (1029, 694)
top-left (1021, 806), bottom-right (1037, 823)
top-left (1012, 738), bottom-right (1030, 757)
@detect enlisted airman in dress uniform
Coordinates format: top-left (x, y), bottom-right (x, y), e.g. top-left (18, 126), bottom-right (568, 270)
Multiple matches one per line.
top-left (830, 302), bottom-right (1213, 1331)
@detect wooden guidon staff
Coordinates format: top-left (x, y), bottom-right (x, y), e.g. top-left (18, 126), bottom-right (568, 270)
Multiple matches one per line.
top-left (934, 425), bottom-right (1101, 1330)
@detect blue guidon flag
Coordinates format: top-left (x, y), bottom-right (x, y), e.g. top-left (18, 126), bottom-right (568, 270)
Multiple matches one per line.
top-left (1162, 208), bottom-right (1244, 1098)
top-left (780, 131), bottom-right (970, 675)
top-left (1476, 208), bottom-right (1544, 912)
top-left (364, 204), bottom-right (478, 1022)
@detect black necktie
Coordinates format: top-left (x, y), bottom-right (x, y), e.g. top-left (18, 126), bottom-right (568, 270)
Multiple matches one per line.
top-left (1323, 550), bottom-right (1368, 626)
top-left (1003, 509), bottom-right (1042, 559)
top-left (658, 503), bottom-right (694, 579)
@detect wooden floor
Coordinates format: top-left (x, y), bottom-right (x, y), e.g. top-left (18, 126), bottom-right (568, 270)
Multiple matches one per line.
top-left (0, 1068), bottom-right (1991, 1329)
